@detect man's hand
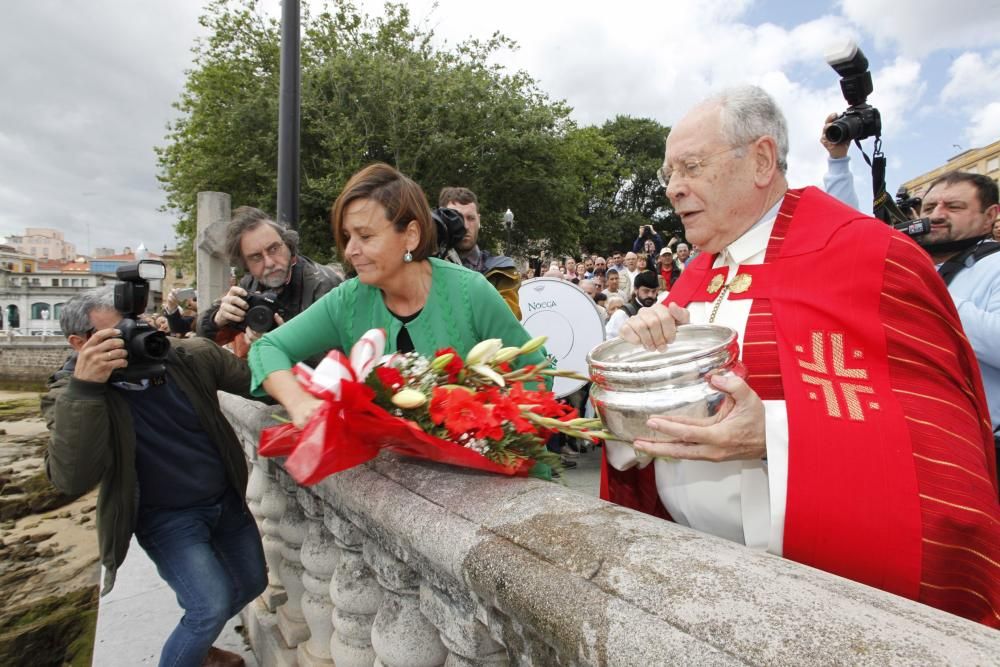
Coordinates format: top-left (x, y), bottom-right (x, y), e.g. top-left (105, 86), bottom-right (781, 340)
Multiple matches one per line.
top-left (620, 302), bottom-right (689, 352)
top-left (633, 373), bottom-right (766, 462)
top-left (213, 286), bottom-right (249, 328)
top-left (74, 328), bottom-right (127, 383)
top-left (164, 288), bottom-right (180, 314)
top-left (821, 112), bottom-right (849, 159)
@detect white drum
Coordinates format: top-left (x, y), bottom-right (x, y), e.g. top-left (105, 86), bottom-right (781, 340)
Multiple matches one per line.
top-left (518, 277), bottom-right (605, 397)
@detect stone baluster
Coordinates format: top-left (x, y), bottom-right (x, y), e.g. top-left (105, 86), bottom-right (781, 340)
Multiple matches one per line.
top-left (245, 454), bottom-right (267, 531)
top-left (296, 488), bottom-right (337, 667)
top-left (364, 542), bottom-right (447, 667)
top-left (259, 463), bottom-right (288, 611)
top-left (326, 508), bottom-right (382, 667)
top-left (420, 585), bottom-right (509, 666)
top-left (276, 470), bottom-right (310, 648)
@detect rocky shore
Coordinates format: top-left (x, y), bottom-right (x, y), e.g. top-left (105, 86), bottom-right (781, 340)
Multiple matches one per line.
top-left (0, 392), bottom-right (100, 666)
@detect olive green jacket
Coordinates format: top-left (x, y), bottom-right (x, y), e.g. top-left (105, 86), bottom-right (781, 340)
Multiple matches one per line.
top-left (41, 337), bottom-right (255, 594)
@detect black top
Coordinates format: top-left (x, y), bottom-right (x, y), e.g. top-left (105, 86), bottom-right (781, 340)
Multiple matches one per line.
top-left (389, 309), bottom-right (421, 353)
top-left (118, 376), bottom-right (227, 509)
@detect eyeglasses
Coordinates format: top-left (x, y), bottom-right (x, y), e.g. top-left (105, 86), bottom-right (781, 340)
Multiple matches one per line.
top-left (245, 241), bottom-right (286, 266)
top-left (657, 144), bottom-right (746, 189)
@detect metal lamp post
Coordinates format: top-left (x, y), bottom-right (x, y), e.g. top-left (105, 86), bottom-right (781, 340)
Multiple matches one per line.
top-left (503, 208), bottom-right (514, 252)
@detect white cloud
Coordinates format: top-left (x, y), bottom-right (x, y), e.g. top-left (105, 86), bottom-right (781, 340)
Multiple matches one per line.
top-left (939, 50), bottom-right (1000, 146)
top-left (840, 0), bottom-right (1000, 57)
top-left (942, 51), bottom-right (1000, 103)
top-left (967, 103), bottom-right (1000, 146)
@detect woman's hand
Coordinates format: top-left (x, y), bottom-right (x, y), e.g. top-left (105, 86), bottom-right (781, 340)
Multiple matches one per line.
top-left (262, 369), bottom-right (323, 429)
top-left (287, 396), bottom-right (324, 430)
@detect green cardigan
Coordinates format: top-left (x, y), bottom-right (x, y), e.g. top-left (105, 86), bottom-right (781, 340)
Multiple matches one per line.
top-left (249, 258), bottom-right (550, 394)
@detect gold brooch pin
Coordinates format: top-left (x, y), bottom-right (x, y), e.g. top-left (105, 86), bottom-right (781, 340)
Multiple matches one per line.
top-left (707, 274), bottom-right (725, 294)
top-left (729, 273), bottom-right (752, 293)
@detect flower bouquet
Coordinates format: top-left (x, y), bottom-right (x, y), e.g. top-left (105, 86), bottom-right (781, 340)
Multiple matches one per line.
top-left (258, 329), bottom-right (610, 485)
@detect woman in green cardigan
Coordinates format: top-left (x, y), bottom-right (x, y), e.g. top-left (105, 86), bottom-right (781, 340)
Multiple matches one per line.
top-left (249, 163), bottom-right (548, 429)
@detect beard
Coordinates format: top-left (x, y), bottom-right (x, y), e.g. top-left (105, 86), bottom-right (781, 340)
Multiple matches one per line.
top-left (258, 269), bottom-right (289, 289)
top-left (636, 296), bottom-right (657, 308)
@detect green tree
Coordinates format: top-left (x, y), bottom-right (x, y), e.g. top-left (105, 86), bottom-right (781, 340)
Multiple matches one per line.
top-left (587, 115), bottom-right (676, 254)
top-left (157, 0), bottom-right (590, 264)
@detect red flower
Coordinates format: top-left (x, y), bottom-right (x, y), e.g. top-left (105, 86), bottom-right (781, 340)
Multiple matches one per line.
top-left (488, 394), bottom-right (536, 434)
top-left (374, 366), bottom-right (406, 390)
top-left (430, 387), bottom-right (489, 439)
top-left (434, 347), bottom-right (464, 382)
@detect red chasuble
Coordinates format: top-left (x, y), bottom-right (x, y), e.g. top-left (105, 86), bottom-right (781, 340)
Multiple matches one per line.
top-left (601, 187), bottom-right (1000, 628)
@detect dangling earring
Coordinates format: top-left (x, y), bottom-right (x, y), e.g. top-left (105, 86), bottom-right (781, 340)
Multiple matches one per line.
top-left (403, 250), bottom-right (413, 263)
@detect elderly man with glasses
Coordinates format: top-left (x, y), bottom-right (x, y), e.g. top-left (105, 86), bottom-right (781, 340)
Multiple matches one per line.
top-left (602, 85), bottom-right (999, 628)
top-left (198, 206), bottom-right (342, 359)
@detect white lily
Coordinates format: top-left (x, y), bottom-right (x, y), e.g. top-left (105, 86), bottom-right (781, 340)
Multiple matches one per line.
top-left (518, 335), bottom-right (548, 355)
top-left (491, 346), bottom-right (522, 365)
top-left (390, 388), bottom-right (428, 409)
top-left (465, 338), bottom-right (503, 366)
top-left (469, 364), bottom-right (506, 387)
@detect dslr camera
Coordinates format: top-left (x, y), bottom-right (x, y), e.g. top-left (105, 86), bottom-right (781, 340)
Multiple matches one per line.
top-left (432, 207), bottom-right (467, 264)
top-left (113, 260), bottom-right (170, 382)
top-left (233, 291), bottom-right (285, 333)
top-left (824, 41), bottom-right (881, 144)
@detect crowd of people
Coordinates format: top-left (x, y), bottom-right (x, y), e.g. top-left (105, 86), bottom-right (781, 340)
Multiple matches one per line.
top-left (40, 82), bottom-right (999, 667)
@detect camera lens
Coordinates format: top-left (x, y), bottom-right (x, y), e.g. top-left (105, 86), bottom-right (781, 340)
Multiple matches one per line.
top-left (824, 117), bottom-right (856, 144)
top-left (245, 305), bottom-right (276, 332)
top-left (140, 331), bottom-right (170, 359)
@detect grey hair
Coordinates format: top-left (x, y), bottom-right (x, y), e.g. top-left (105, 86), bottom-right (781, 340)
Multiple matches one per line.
top-left (706, 85), bottom-right (788, 173)
top-left (60, 286), bottom-right (116, 337)
top-left (225, 206), bottom-right (300, 270)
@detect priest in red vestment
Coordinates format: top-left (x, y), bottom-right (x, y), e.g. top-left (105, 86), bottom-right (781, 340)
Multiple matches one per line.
top-left (601, 85), bottom-right (1000, 628)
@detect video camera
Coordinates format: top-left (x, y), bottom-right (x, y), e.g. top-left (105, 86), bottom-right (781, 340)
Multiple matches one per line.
top-left (825, 42), bottom-right (881, 144)
top-left (112, 260), bottom-right (170, 382)
top-left (432, 207), bottom-right (467, 264)
top-left (231, 291), bottom-right (285, 333)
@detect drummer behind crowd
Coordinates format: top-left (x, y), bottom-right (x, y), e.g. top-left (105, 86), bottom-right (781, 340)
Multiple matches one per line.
top-left (605, 84), bottom-right (999, 627)
top-left (438, 187), bottom-right (522, 318)
top-left (605, 270), bottom-right (658, 338)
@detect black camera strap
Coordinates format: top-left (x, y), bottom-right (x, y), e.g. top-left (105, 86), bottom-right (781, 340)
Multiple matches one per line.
top-left (937, 238), bottom-right (1000, 287)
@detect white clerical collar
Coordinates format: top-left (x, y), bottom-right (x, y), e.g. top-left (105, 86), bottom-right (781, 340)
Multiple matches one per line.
top-left (722, 197), bottom-right (784, 266)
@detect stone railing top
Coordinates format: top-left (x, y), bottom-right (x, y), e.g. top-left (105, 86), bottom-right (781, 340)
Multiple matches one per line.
top-left (221, 393), bottom-right (1000, 666)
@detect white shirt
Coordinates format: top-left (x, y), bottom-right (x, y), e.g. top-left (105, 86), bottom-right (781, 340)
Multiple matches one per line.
top-left (605, 307), bottom-right (630, 338)
top-left (606, 201), bottom-right (790, 555)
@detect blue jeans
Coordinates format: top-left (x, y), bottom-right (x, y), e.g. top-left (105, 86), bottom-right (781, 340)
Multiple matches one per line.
top-left (135, 488), bottom-right (267, 667)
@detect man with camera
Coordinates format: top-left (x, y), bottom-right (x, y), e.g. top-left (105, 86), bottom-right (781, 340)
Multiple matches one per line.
top-left (632, 224), bottom-right (665, 258)
top-left (603, 85), bottom-right (999, 627)
top-left (43, 274), bottom-right (266, 666)
top-left (438, 187), bottom-right (522, 318)
top-left (198, 206), bottom-right (342, 356)
top-left (916, 172), bottom-right (1000, 471)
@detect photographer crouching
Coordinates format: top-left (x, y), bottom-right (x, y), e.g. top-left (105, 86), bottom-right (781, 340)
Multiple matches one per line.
top-left (198, 206), bottom-right (342, 359)
top-left (43, 261), bottom-right (266, 667)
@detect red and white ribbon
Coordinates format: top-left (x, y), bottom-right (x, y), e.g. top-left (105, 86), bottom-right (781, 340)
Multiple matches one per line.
top-left (293, 329), bottom-right (387, 399)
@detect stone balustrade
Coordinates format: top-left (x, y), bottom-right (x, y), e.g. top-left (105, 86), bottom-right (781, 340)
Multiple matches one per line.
top-left (220, 393), bottom-right (1000, 667)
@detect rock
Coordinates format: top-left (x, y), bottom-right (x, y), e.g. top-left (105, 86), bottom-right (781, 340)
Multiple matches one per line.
top-left (77, 515), bottom-right (90, 525)
top-left (28, 532), bottom-right (56, 543)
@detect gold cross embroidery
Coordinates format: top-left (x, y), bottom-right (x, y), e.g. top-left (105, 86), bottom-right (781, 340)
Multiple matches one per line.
top-left (797, 331), bottom-right (879, 421)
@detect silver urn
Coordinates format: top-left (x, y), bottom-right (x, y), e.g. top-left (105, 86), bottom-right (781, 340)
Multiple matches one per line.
top-left (586, 325), bottom-right (744, 443)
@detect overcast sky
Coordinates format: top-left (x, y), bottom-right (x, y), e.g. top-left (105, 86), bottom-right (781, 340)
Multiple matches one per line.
top-left (1, 0), bottom-right (998, 257)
